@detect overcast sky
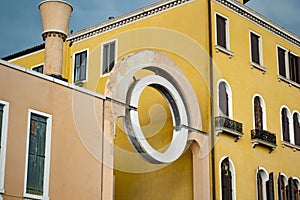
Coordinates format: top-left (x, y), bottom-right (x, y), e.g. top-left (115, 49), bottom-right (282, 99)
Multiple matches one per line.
top-left (0, 0), bottom-right (299, 58)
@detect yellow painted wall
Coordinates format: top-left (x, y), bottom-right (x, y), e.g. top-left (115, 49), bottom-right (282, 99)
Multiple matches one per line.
top-left (212, 2), bottom-right (300, 199)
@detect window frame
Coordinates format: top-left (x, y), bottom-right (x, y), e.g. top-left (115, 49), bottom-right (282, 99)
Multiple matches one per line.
top-left (278, 173), bottom-right (289, 200)
top-left (252, 94), bottom-right (267, 130)
top-left (0, 101), bottom-right (9, 194)
top-left (31, 64), bottom-right (44, 74)
top-left (100, 39), bottom-right (118, 77)
top-left (215, 12), bottom-right (233, 57)
top-left (280, 106), bottom-right (293, 144)
top-left (72, 49), bottom-right (88, 83)
top-left (277, 45), bottom-right (300, 87)
top-left (23, 109), bottom-right (52, 200)
top-left (256, 167), bottom-right (269, 200)
top-left (219, 156), bottom-right (236, 200)
top-left (217, 79), bottom-right (233, 119)
top-left (249, 30), bottom-right (265, 71)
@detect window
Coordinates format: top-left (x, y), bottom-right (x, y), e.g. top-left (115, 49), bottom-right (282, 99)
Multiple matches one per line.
top-left (32, 65), bottom-right (44, 74)
top-left (281, 108), bottom-right (291, 143)
top-left (74, 50), bottom-right (87, 82)
top-left (278, 47), bottom-right (286, 77)
top-left (0, 101), bottom-right (9, 193)
top-left (289, 53), bottom-right (300, 84)
top-left (216, 14), bottom-right (228, 49)
top-left (102, 40), bottom-right (116, 75)
top-left (293, 113), bottom-right (300, 146)
top-left (288, 178), bottom-right (300, 200)
top-left (24, 110), bottom-right (52, 199)
top-left (220, 157), bottom-right (236, 200)
top-left (278, 174), bottom-right (288, 200)
top-left (254, 96), bottom-right (266, 130)
top-left (250, 32), bottom-right (262, 65)
top-left (277, 46), bottom-right (300, 84)
top-left (218, 80), bottom-right (232, 118)
top-left (256, 168), bottom-right (274, 200)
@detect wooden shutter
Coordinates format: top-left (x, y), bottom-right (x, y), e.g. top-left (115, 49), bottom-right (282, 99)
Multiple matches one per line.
top-left (0, 105), bottom-right (3, 149)
top-left (293, 114), bottom-right (300, 146)
top-left (219, 82), bottom-right (229, 117)
top-left (217, 15), bottom-right (227, 48)
top-left (221, 158), bottom-right (232, 200)
top-left (297, 57), bottom-right (300, 84)
top-left (282, 108), bottom-right (290, 142)
top-left (251, 33), bottom-right (260, 64)
top-left (254, 97), bottom-right (263, 130)
top-left (267, 173), bottom-right (275, 200)
top-left (278, 47), bottom-right (286, 77)
top-left (27, 114), bottom-right (47, 195)
top-left (109, 42), bottom-right (115, 71)
top-left (289, 53), bottom-right (297, 82)
top-left (257, 172), bottom-right (263, 200)
top-left (80, 51), bottom-right (87, 81)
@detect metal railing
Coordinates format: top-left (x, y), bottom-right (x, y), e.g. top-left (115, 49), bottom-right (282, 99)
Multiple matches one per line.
top-left (215, 116), bottom-right (243, 134)
top-left (251, 129), bottom-right (277, 146)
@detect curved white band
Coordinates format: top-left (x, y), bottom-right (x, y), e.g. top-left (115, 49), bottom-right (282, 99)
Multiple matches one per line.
top-left (125, 75), bottom-right (188, 164)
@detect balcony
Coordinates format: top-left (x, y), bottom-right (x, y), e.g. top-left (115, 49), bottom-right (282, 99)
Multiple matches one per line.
top-left (215, 116), bottom-right (243, 142)
top-left (251, 129), bottom-right (277, 153)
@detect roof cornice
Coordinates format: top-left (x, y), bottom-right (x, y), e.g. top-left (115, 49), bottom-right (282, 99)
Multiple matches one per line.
top-left (67, 0), bottom-right (194, 43)
top-left (214, 0), bottom-right (300, 47)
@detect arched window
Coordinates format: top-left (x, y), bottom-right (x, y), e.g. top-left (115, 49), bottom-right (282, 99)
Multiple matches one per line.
top-left (257, 170), bottom-right (266, 200)
top-left (256, 168), bottom-right (274, 200)
top-left (218, 80), bottom-right (232, 118)
top-left (254, 96), bottom-right (264, 130)
top-left (293, 112), bottom-right (300, 146)
top-left (220, 157), bottom-right (236, 200)
top-left (278, 174), bottom-right (288, 200)
top-left (281, 108), bottom-right (290, 142)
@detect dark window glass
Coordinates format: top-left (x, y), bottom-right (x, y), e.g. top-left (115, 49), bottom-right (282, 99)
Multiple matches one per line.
top-left (254, 96), bottom-right (263, 130)
top-left (26, 113), bottom-right (47, 196)
top-left (216, 15), bottom-right (227, 49)
top-left (74, 51), bottom-right (87, 82)
top-left (267, 173), bottom-right (275, 200)
top-left (32, 65), bottom-right (44, 74)
top-left (293, 113), bottom-right (300, 146)
top-left (251, 33), bottom-right (260, 64)
top-left (219, 82), bottom-right (229, 116)
top-left (102, 41), bottom-right (116, 74)
top-left (281, 108), bottom-right (290, 142)
top-left (257, 172), bottom-right (263, 200)
top-left (221, 157), bottom-right (232, 200)
top-left (0, 105), bottom-right (3, 150)
top-left (278, 47), bottom-right (286, 77)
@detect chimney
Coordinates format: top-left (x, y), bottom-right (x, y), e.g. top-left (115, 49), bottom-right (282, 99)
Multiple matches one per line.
top-left (39, 0), bottom-right (73, 81)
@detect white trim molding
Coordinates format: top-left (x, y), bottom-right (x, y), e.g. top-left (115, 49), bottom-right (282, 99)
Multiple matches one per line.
top-left (0, 100), bottom-right (9, 194)
top-left (23, 109), bottom-right (52, 200)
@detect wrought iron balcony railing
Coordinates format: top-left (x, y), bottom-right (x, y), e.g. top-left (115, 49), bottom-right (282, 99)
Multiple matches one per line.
top-left (215, 116), bottom-right (243, 141)
top-left (251, 129), bottom-right (277, 153)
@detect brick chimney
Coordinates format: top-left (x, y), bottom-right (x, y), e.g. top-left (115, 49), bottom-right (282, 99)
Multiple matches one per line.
top-left (39, 0), bottom-right (73, 81)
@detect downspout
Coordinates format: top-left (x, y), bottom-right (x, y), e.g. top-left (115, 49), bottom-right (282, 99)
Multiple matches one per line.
top-left (207, 0), bottom-right (216, 200)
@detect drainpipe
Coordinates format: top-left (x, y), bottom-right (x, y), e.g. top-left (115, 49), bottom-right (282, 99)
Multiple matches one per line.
top-left (208, 0), bottom-right (216, 199)
top-left (39, 0), bottom-right (73, 81)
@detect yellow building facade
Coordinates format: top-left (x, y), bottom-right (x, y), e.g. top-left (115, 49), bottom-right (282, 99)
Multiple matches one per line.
top-left (1, 0), bottom-right (300, 200)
